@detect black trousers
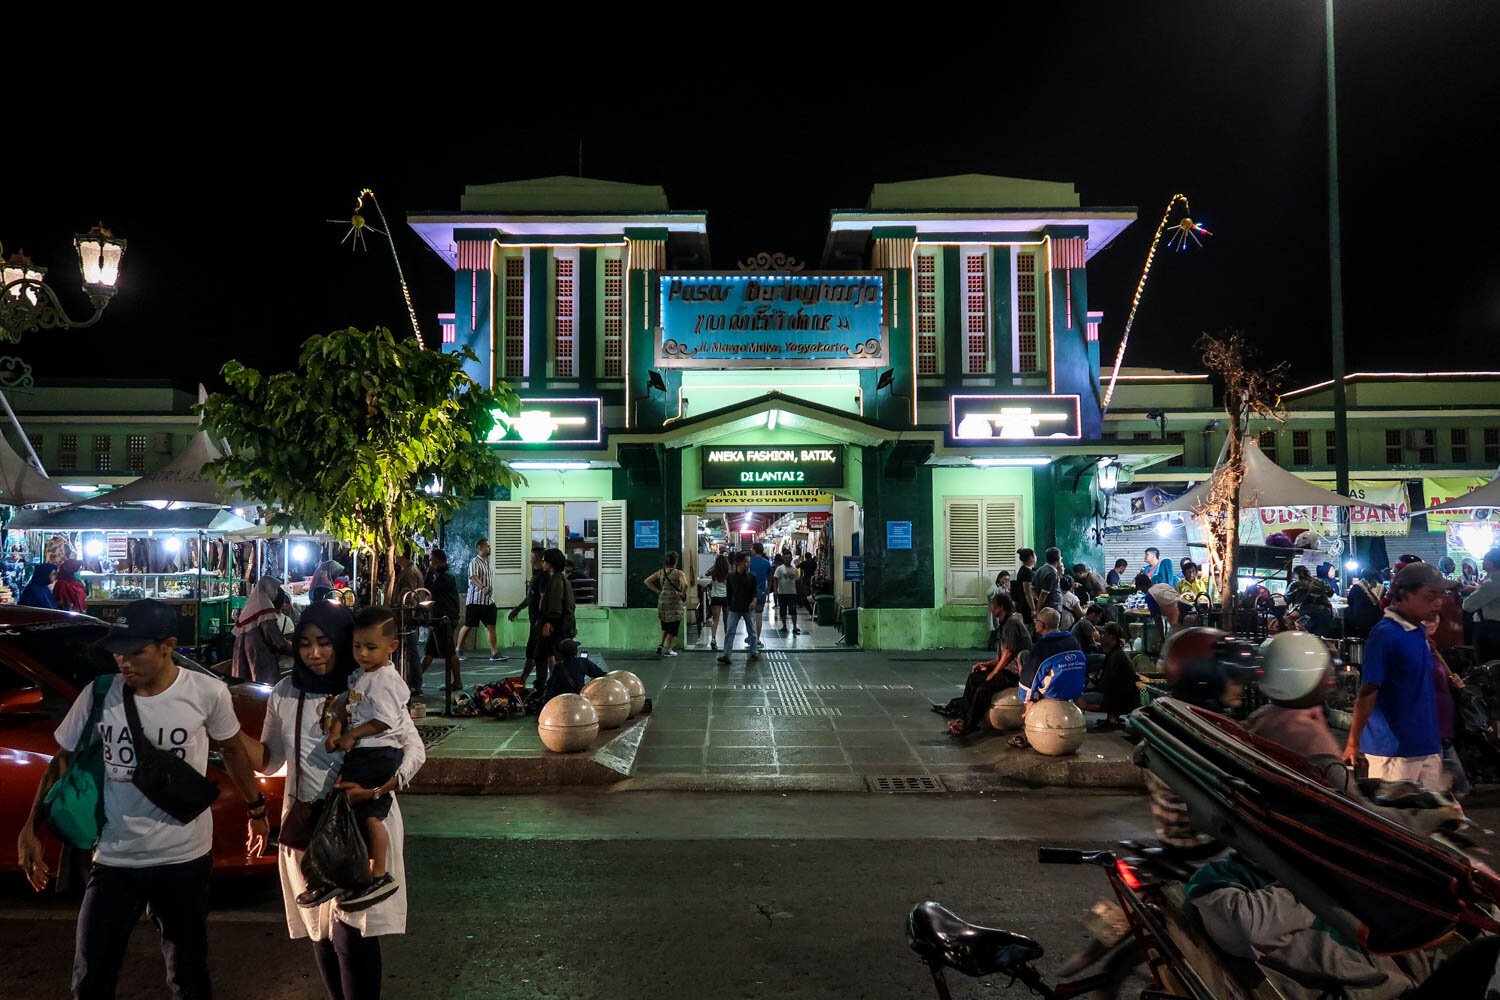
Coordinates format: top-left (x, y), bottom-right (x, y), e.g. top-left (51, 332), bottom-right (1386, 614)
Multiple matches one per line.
top-left (73, 852), bottom-right (213, 1000)
top-left (963, 669), bottom-right (1018, 732)
top-left (311, 919), bottom-right (383, 1000)
top-left (1474, 620), bottom-right (1500, 664)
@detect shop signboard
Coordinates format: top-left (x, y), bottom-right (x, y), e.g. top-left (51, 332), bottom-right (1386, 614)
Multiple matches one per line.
top-left (843, 556), bottom-right (863, 582)
top-left (805, 511), bottom-right (830, 531)
top-left (658, 273), bottom-right (886, 368)
top-left (1250, 480), bottom-right (1409, 538)
top-left (697, 488), bottom-right (834, 512)
top-left (634, 520), bottom-right (660, 549)
top-left (486, 397), bottom-right (603, 447)
top-left (701, 444), bottom-right (845, 489)
top-left (1423, 477), bottom-right (1492, 531)
top-left (949, 394), bottom-right (1082, 441)
top-left (886, 520), bottom-right (913, 549)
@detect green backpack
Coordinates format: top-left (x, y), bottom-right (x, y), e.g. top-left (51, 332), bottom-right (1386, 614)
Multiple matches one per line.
top-left (43, 675), bottom-right (115, 850)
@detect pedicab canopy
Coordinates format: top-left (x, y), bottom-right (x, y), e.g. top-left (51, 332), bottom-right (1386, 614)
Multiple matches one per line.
top-left (1136, 437), bottom-right (1390, 519)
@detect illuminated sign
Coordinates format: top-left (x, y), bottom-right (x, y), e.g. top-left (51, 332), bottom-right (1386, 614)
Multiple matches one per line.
top-left (695, 488), bottom-right (835, 512)
top-left (658, 274), bottom-right (886, 368)
top-left (949, 395), bottom-right (1082, 441)
top-left (487, 397), bottom-right (603, 447)
top-left (701, 444), bottom-right (845, 489)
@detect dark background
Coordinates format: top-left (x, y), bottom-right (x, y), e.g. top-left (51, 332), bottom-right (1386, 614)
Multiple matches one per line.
top-left (4, 2), bottom-right (1496, 392)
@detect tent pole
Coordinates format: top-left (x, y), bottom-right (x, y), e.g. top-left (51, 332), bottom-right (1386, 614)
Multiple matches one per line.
top-left (0, 390), bottom-right (47, 475)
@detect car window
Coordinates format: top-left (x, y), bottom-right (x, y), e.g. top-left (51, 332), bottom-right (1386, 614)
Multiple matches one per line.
top-left (0, 622), bottom-right (118, 691)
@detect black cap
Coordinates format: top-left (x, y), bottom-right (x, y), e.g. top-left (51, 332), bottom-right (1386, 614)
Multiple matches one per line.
top-left (99, 599), bottom-right (181, 654)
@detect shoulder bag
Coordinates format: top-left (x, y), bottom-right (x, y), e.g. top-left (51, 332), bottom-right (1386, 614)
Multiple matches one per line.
top-left (278, 693), bottom-right (325, 850)
top-left (123, 685), bottom-right (221, 824)
top-left (42, 674), bottom-right (116, 849)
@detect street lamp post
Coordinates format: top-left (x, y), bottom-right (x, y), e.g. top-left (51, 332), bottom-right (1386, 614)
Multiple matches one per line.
top-left (1326, 0), bottom-right (1353, 580)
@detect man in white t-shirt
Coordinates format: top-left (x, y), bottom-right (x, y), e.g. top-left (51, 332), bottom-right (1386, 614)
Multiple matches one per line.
top-left (16, 599), bottom-right (265, 999)
top-left (455, 539), bottom-right (505, 662)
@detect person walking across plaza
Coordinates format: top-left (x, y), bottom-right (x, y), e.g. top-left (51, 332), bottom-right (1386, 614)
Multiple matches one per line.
top-left (644, 550), bottom-right (689, 657)
top-left (718, 552), bottom-right (761, 665)
top-left (17, 599), bottom-right (266, 999)
top-left (419, 549), bottom-right (463, 694)
top-left (455, 539), bottom-right (505, 663)
top-left (699, 554), bottom-right (730, 650)
top-left (245, 599), bottom-right (425, 1000)
top-left (748, 543), bottom-right (773, 637)
top-left (509, 546), bottom-right (549, 692)
top-left (775, 552), bottom-right (802, 636)
top-left (536, 548), bottom-right (577, 673)
top-left (1342, 562), bottom-right (1455, 790)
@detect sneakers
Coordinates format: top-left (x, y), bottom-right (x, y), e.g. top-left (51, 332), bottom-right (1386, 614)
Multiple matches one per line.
top-left (710, 640), bottom-right (718, 650)
top-left (296, 883), bottom-right (342, 908)
top-left (748, 652), bottom-right (760, 662)
top-left (338, 874), bottom-right (399, 911)
top-left (489, 652), bottom-right (508, 661)
top-left (716, 655), bottom-right (731, 665)
top-left (656, 644), bottom-right (664, 656)
top-left (793, 628), bottom-right (805, 635)
top-left (664, 649), bottom-right (679, 657)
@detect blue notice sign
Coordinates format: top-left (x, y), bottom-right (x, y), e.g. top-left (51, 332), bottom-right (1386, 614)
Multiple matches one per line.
top-left (843, 556), bottom-right (863, 582)
top-left (887, 520), bottom-right (913, 550)
top-left (634, 520), bottom-right (660, 549)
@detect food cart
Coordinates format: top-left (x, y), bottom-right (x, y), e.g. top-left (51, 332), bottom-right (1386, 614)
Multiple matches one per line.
top-left (3, 506), bottom-right (256, 656)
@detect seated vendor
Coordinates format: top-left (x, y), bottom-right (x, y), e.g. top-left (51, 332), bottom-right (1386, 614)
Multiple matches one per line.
top-left (542, 639), bottom-right (606, 703)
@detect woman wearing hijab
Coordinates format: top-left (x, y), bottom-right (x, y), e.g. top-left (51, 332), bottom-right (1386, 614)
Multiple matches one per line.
top-left (244, 601), bottom-right (426, 1000)
top-left (232, 575), bottom-right (294, 683)
top-left (17, 563), bottom-right (57, 610)
top-left (52, 559), bottom-right (88, 614)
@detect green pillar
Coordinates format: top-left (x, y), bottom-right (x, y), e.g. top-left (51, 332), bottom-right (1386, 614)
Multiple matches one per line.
top-left (861, 443), bottom-right (935, 608)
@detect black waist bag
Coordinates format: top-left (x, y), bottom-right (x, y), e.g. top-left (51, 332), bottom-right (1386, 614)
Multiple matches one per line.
top-left (124, 686), bottom-right (221, 824)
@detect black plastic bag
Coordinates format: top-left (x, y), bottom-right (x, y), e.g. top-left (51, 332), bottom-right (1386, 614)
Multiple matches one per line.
top-left (299, 791), bottom-right (372, 891)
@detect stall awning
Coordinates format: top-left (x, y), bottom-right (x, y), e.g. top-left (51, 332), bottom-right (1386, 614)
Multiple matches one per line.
top-left (1418, 476), bottom-right (1500, 514)
top-left (66, 429), bottom-right (240, 509)
top-left (1138, 436), bottom-right (1389, 518)
top-left (0, 434), bottom-right (76, 506)
top-left (5, 507), bottom-right (256, 533)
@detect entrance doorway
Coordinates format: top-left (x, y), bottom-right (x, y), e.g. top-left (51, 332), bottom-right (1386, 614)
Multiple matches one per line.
top-left (682, 497), bottom-right (857, 650)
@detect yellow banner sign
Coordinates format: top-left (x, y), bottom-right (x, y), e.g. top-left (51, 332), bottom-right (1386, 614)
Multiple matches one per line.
top-left (1424, 477), bottom-right (1491, 530)
top-left (1250, 480), bottom-right (1410, 537)
top-left (686, 488), bottom-right (834, 513)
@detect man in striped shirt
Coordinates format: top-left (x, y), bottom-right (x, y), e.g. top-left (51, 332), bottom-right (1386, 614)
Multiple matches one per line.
top-left (456, 539), bottom-right (506, 661)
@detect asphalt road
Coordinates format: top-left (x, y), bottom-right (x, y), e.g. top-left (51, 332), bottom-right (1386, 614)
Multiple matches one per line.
top-left (0, 790), bottom-right (1158, 1000)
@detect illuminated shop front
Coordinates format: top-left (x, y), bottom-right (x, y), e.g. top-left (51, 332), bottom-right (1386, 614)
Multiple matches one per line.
top-left (410, 174), bottom-right (1173, 649)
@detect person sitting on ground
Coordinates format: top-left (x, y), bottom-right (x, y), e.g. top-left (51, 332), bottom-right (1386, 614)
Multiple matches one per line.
top-left (1010, 607), bottom-right (1089, 748)
top-left (1075, 622), bottom-right (1139, 730)
top-left (945, 592), bottom-right (1030, 736)
top-left (541, 639), bottom-right (607, 703)
top-left (1072, 602), bottom-right (1106, 655)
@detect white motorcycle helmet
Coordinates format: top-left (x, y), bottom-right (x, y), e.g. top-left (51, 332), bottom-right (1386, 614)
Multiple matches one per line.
top-left (1258, 631), bottom-right (1334, 707)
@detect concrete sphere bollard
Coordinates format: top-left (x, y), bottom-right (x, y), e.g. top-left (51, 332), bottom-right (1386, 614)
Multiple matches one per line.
top-left (606, 669), bottom-right (647, 718)
top-left (582, 677), bottom-right (632, 730)
top-left (1024, 698), bottom-right (1087, 757)
top-left (537, 694), bottom-right (599, 753)
top-left (987, 689), bottom-right (1026, 731)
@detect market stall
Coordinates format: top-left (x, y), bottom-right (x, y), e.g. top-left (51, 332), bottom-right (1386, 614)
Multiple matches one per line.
top-left (3, 506), bottom-right (256, 656)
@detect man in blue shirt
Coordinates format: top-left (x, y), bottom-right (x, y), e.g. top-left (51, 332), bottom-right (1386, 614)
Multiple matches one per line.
top-left (1019, 608), bottom-right (1089, 704)
top-left (748, 543), bottom-right (773, 637)
top-left (1342, 562), bottom-right (1454, 790)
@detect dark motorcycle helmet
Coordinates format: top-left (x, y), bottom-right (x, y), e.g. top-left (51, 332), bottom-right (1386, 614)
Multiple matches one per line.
top-left (1161, 627), bottom-right (1259, 713)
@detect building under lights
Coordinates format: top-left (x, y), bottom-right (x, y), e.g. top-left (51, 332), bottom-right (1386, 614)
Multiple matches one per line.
top-left (410, 173), bottom-right (1184, 650)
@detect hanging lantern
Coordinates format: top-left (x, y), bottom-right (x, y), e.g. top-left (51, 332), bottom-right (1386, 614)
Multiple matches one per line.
top-left (74, 224), bottom-right (127, 298)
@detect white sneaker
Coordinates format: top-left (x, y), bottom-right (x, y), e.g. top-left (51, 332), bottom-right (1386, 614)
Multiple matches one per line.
top-left (665, 649), bottom-right (679, 657)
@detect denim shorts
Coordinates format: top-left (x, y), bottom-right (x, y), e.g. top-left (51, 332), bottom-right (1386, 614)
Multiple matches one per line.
top-left (341, 747), bottom-right (404, 821)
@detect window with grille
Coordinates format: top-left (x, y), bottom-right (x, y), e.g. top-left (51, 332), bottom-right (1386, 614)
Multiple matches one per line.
top-left (961, 248), bottom-right (989, 374)
top-left (93, 434), bottom-right (112, 471)
top-left (1451, 428), bottom-right (1468, 464)
top-left (127, 434), bottom-right (147, 473)
top-left (1133, 431), bottom-right (1151, 442)
top-left (59, 433), bottom-right (77, 471)
top-left (1418, 432), bottom-right (1436, 465)
top-left (1167, 431), bottom-right (1186, 467)
top-left (27, 432), bottom-right (42, 461)
top-left (1325, 429), bottom-right (1337, 464)
top-left (1486, 428), bottom-right (1500, 464)
top-left (552, 252), bottom-right (577, 378)
top-left (1101, 431), bottom-right (1118, 441)
top-left (602, 255), bottom-right (624, 378)
top-left (1015, 251), bottom-right (1041, 373)
top-left (1385, 429), bottom-right (1403, 465)
top-left (502, 256), bottom-right (526, 380)
top-left (1258, 430), bottom-right (1278, 464)
top-left (1292, 430), bottom-right (1310, 466)
top-left (916, 251), bottom-right (938, 375)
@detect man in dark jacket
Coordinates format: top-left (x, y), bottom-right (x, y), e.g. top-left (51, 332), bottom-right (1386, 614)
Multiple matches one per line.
top-left (542, 638), bottom-right (606, 703)
top-left (1076, 622), bottom-right (1139, 729)
top-left (421, 548), bottom-right (463, 692)
top-left (537, 547), bottom-right (577, 674)
top-left (717, 551), bottom-right (761, 665)
top-left (509, 546), bottom-right (549, 692)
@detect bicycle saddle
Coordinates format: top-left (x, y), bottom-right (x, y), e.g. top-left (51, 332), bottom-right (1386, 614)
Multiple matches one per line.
top-left (906, 902), bottom-right (1045, 977)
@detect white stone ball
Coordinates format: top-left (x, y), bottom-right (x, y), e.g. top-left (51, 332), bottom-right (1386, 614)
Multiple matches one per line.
top-left (1024, 698), bottom-right (1087, 757)
top-left (987, 688), bottom-right (1026, 731)
top-left (537, 694), bottom-right (599, 753)
top-left (606, 669), bottom-right (647, 718)
top-left (582, 677), bottom-right (632, 730)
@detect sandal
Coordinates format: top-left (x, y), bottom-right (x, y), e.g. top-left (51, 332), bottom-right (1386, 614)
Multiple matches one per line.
top-left (1008, 734), bottom-right (1030, 749)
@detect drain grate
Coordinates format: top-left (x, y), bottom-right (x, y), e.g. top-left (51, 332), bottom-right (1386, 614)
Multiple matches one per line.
top-left (753, 706), bottom-right (843, 717)
top-left (416, 724), bottom-right (461, 750)
top-left (866, 774), bottom-right (945, 793)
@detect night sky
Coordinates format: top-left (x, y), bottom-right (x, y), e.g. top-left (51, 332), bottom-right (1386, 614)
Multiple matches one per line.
top-left (6, 1), bottom-right (1496, 394)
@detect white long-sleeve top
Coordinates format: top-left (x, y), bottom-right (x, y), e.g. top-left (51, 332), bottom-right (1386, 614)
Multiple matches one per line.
top-left (258, 677), bottom-right (426, 940)
top-left (1462, 577), bottom-right (1500, 622)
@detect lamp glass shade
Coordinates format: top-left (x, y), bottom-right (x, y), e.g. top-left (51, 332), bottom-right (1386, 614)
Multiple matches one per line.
top-left (1098, 462), bottom-right (1121, 493)
top-left (2, 258), bottom-right (46, 304)
top-left (75, 229), bottom-right (127, 291)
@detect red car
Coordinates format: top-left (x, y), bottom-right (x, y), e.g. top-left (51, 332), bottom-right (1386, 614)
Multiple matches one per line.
top-left (0, 606), bottom-right (285, 880)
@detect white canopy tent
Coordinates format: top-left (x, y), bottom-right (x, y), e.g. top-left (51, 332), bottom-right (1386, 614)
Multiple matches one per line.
top-left (1417, 475), bottom-right (1500, 515)
top-left (0, 433), bottom-right (76, 506)
top-left (65, 428), bottom-right (239, 509)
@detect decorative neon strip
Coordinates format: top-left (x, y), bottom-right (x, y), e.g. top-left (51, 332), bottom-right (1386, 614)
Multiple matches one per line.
top-left (1112, 373), bottom-right (1210, 382)
top-left (1279, 371), bottom-right (1500, 399)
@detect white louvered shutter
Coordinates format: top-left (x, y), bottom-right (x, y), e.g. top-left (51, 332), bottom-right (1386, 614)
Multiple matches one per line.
top-left (489, 501), bottom-right (526, 608)
top-left (982, 498), bottom-right (1022, 591)
top-left (598, 500), bottom-right (627, 607)
top-left (945, 499), bottom-right (984, 603)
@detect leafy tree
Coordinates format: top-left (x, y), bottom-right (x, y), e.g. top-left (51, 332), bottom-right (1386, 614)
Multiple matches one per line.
top-left (201, 326), bottom-right (519, 601)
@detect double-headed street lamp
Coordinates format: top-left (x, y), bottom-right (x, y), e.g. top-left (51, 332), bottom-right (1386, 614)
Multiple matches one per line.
top-left (1, 225), bottom-right (128, 347)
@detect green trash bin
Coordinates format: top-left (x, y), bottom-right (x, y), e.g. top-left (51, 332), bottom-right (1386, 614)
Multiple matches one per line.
top-left (841, 608), bottom-right (858, 645)
top-left (815, 594), bottom-right (838, 627)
